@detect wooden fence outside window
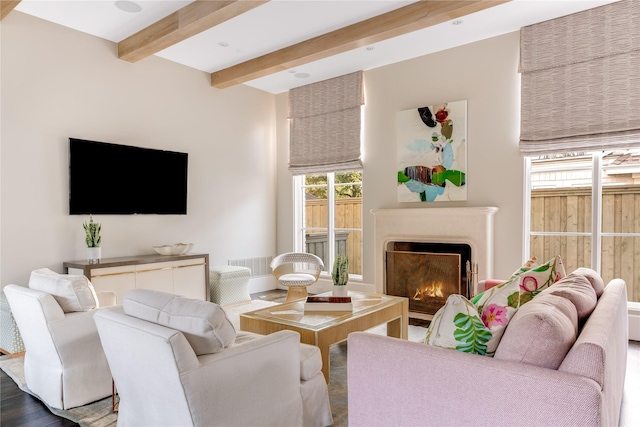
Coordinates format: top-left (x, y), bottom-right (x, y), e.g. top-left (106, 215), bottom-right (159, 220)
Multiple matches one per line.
top-left (531, 185), bottom-right (640, 303)
top-left (305, 198), bottom-right (362, 275)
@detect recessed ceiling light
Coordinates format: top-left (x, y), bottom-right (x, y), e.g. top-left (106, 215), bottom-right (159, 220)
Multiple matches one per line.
top-left (294, 73), bottom-right (310, 79)
top-left (452, 20), bottom-right (463, 25)
top-left (218, 42), bottom-right (229, 48)
top-left (114, 1), bottom-right (142, 13)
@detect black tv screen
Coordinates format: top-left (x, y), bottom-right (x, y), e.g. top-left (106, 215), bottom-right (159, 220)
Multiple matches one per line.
top-left (69, 138), bottom-right (188, 215)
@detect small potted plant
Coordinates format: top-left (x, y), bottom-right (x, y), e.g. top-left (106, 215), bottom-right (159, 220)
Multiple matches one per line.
top-left (83, 215), bottom-right (102, 263)
top-left (332, 255), bottom-right (349, 297)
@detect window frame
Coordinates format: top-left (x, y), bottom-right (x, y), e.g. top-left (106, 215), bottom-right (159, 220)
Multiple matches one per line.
top-left (524, 151), bottom-right (639, 309)
top-left (523, 153), bottom-right (602, 272)
top-left (293, 172), bottom-right (363, 281)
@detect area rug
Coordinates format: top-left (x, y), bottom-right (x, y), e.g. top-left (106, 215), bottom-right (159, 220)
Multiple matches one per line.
top-left (0, 300), bottom-right (427, 427)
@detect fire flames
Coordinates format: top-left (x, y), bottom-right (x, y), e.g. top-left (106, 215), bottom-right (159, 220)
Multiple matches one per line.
top-left (412, 281), bottom-right (444, 301)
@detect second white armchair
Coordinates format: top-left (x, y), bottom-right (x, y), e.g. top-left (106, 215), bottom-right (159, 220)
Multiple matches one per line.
top-left (95, 289), bottom-right (333, 427)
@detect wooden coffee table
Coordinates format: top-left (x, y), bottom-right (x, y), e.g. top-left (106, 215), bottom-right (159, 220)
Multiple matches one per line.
top-left (239, 291), bottom-right (408, 383)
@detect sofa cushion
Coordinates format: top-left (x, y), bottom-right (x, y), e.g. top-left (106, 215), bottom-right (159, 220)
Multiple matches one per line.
top-left (548, 273), bottom-right (597, 321)
top-left (494, 292), bottom-right (578, 369)
top-left (29, 268), bottom-right (99, 312)
top-left (571, 267), bottom-right (605, 297)
top-left (425, 294), bottom-right (493, 355)
top-left (123, 289), bottom-right (236, 355)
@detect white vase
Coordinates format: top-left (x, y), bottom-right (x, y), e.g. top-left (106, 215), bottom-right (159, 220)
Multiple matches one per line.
top-left (332, 285), bottom-right (348, 297)
top-left (87, 247), bottom-right (101, 264)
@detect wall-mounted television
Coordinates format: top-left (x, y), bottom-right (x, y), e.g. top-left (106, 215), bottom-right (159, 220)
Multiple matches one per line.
top-left (69, 138), bottom-right (188, 215)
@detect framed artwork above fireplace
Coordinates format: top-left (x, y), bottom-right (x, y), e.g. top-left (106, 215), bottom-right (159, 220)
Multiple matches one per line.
top-left (396, 100), bottom-right (467, 202)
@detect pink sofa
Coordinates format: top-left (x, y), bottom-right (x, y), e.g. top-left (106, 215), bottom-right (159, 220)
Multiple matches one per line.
top-left (347, 276), bottom-right (628, 427)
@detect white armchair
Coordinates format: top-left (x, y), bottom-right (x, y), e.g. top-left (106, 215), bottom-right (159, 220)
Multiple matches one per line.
top-left (3, 284), bottom-right (113, 409)
top-left (94, 289), bottom-right (333, 427)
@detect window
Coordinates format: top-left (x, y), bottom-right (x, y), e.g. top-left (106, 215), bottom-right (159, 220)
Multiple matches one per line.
top-left (524, 148), bottom-right (640, 305)
top-left (294, 171), bottom-right (362, 279)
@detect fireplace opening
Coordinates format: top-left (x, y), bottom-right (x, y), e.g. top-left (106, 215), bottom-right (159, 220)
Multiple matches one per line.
top-left (385, 242), bottom-right (472, 319)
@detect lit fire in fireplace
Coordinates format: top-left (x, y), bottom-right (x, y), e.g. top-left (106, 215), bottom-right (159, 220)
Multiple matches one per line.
top-left (412, 281), bottom-right (444, 301)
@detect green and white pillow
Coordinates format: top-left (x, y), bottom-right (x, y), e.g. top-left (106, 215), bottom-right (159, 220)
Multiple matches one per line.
top-left (425, 276), bottom-right (521, 356)
top-left (425, 255), bottom-right (567, 356)
top-left (425, 294), bottom-right (493, 355)
top-left (469, 275), bottom-right (522, 355)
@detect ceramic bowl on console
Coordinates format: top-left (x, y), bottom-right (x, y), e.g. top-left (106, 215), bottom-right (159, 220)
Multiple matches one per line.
top-left (153, 243), bottom-right (194, 255)
top-left (176, 243), bottom-right (193, 254)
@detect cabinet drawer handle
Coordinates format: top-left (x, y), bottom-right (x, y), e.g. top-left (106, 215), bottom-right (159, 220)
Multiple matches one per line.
top-left (136, 267), bottom-right (173, 274)
top-left (175, 263), bottom-right (206, 269)
top-left (92, 271), bottom-right (135, 279)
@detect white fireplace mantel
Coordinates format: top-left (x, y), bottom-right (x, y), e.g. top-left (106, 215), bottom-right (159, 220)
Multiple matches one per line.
top-left (371, 207), bottom-right (499, 294)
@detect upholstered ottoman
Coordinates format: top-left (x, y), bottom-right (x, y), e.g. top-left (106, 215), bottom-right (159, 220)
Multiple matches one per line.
top-left (209, 265), bottom-right (251, 306)
top-left (0, 290), bottom-right (25, 356)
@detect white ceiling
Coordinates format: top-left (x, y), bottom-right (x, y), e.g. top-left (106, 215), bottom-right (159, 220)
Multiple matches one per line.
top-left (14, 0), bottom-right (620, 94)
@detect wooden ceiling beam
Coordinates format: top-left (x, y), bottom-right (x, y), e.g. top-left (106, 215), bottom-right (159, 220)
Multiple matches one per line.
top-left (118, 0), bottom-right (268, 63)
top-left (1, 0), bottom-right (21, 21)
top-left (210, 0), bottom-right (510, 89)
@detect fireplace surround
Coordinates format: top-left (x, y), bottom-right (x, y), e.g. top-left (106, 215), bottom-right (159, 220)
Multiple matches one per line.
top-left (372, 207), bottom-right (498, 318)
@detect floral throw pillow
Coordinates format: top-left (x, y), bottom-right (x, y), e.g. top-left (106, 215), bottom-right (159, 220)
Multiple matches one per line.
top-left (517, 255), bottom-right (566, 305)
top-left (426, 276), bottom-right (523, 356)
top-left (509, 256), bottom-right (539, 280)
top-left (425, 255), bottom-right (567, 357)
top-left (470, 275), bottom-right (522, 355)
top-left (476, 255), bottom-right (567, 305)
top-left (425, 294), bottom-right (493, 355)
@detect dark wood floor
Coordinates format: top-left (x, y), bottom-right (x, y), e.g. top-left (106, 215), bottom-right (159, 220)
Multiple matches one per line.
top-left (0, 367), bottom-right (78, 427)
top-left (2, 290), bottom-right (639, 427)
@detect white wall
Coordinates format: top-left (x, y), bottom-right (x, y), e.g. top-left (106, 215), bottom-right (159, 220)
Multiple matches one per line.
top-left (276, 31), bottom-right (525, 289)
top-left (1, 12), bottom-right (277, 291)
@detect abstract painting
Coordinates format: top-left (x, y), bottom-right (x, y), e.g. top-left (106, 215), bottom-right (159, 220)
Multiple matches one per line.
top-left (397, 100), bottom-right (467, 202)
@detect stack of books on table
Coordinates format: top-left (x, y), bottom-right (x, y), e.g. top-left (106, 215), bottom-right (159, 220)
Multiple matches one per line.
top-left (304, 295), bottom-right (353, 312)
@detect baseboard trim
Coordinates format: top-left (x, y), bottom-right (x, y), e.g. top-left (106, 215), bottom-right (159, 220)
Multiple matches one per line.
top-left (248, 276), bottom-right (277, 294)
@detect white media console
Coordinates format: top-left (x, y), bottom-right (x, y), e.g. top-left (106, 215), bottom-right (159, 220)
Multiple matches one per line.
top-left (63, 253), bottom-right (210, 304)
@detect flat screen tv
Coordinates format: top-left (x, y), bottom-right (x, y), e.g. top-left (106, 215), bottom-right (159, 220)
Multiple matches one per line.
top-left (69, 138), bottom-right (188, 215)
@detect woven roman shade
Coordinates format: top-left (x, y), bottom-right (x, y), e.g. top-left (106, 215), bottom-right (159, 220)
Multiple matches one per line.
top-left (288, 71), bottom-right (364, 175)
top-left (519, 0), bottom-right (640, 156)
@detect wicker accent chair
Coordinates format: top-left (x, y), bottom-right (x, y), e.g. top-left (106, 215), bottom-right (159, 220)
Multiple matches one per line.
top-left (271, 252), bottom-right (324, 302)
